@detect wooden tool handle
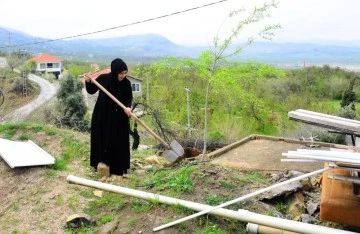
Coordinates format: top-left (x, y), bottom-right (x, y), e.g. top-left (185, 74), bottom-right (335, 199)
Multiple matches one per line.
top-left (90, 78), bottom-right (170, 149)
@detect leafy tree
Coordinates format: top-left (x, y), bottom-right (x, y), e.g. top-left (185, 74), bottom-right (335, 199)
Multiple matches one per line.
top-left (341, 74), bottom-right (358, 111)
top-left (132, 1), bottom-right (281, 154)
top-left (56, 72), bottom-right (88, 131)
top-left (185, 1), bottom-right (281, 158)
top-left (24, 61), bottom-right (37, 73)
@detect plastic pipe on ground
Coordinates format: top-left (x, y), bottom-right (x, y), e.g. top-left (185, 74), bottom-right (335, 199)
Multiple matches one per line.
top-left (67, 173), bottom-right (356, 234)
top-left (247, 223), bottom-right (299, 234)
top-left (153, 167), bottom-right (332, 231)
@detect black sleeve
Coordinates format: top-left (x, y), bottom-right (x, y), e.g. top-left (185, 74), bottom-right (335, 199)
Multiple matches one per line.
top-left (85, 74), bottom-right (108, 94)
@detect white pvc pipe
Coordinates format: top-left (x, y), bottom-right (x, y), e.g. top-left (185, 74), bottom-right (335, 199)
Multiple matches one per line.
top-left (66, 174), bottom-right (357, 234)
top-left (289, 150), bottom-right (360, 160)
top-left (283, 153), bottom-right (360, 164)
top-left (153, 167), bottom-right (332, 231)
top-left (281, 159), bottom-right (316, 163)
top-left (247, 222), bottom-right (299, 234)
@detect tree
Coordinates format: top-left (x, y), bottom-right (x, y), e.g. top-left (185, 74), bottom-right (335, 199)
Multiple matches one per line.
top-left (131, 1), bottom-right (281, 153)
top-left (187, 1), bottom-right (281, 159)
top-left (6, 52), bottom-right (29, 72)
top-left (56, 72), bottom-right (88, 131)
top-left (341, 74), bottom-right (358, 111)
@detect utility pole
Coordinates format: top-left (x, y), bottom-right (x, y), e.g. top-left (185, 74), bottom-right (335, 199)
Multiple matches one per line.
top-left (185, 86), bottom-right (191, 130)
top-left (146, 76), bottom-right (149, 106)
top-left (22, 71), bottom-right (27, 97)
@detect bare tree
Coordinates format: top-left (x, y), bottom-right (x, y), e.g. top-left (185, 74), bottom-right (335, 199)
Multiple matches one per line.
top-left (6, 52), bottom-right (28, 72)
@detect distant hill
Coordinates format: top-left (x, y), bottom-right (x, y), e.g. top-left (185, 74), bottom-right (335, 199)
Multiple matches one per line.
top-left (1, 26), bottom-right (360, 67)
top-left (0, 27), bottom-right (203, 62)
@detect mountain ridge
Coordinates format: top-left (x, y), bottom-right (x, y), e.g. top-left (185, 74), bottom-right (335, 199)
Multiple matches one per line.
top-left (1, 26), bottom-right (360, 66)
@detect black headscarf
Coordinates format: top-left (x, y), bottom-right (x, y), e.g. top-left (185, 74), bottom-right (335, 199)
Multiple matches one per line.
top-left (111, 58), bottom-right (128, 79)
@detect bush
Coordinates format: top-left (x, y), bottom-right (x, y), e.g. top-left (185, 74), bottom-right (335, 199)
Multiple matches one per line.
top-left (56, 73), bottom-right (89, 131)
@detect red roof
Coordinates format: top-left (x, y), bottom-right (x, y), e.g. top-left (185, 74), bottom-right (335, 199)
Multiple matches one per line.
top-left (28, 53), bottom-right (62, 62)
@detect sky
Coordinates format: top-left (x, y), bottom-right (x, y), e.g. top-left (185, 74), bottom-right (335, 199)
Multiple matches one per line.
top-left (1, 0), bottom-right (360, 46)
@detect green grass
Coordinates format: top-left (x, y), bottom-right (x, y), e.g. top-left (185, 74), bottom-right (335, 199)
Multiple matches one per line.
top-left (18, 133), bottom-right (30, 141)
top-left (219, 179), bottom-right (234, 190)
top-left (65, 226), bottom-right (95, 234)
top-left (238, 171), bottom-right (268, 185)
top-left (31, 124), bottom-right (44, 132)
top-left (85, 193), bottom-right (124, 216)
top-left (130, 199), bottom-right (153, 212)
top-left (194, 224), bottom-right (227, 234)
top-left (204, 194), bottom-right (223, 206)
top-left (170, 204), bottom-right (193, 214)
top-left (128, 218), bottom-right (137, 227)
top-left (97, 215), bottom-right (113, 225)
top-left (276, 201), bottom-right (288, 213)
top-left (146, 166), bottom-right (196, 193)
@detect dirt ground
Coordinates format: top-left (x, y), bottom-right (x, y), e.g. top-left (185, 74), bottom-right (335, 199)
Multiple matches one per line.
top-left (0, 131), bottom-right (355, 234)
top-left (0, 154), bottom-right (263, 234)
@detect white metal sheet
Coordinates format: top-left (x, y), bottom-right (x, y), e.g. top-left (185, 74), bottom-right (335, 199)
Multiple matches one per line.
top-left (0, 138), bottom-right (55, 168)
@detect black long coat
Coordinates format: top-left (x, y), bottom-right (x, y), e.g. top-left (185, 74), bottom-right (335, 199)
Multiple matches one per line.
top-left (85, 73), bottom-right (133, 175)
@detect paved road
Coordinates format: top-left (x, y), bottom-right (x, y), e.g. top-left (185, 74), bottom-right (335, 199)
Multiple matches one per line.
top-left (1, 73), bottom-right (58, 123)
top-left (0, 57), bottom-right (7, 68)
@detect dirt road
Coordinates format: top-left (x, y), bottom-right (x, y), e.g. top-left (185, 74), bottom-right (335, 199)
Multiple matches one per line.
top-left (1, 73), bottom-right (58, 123)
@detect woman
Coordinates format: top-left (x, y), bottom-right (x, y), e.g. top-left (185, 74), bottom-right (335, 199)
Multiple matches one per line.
top-left (84, 58), bottom-right (132, 176)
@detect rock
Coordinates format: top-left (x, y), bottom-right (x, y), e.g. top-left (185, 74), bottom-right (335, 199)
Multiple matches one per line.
top-left (66, 213), bottom-right (93, 228)
top-left (98, 220), bottom-right (118, 234)
top-left (259, 181), bottom-right (303, 200)
top-left (270, 173), bottom-right (280, 182)
top-left (310, 176), bottom-right (321, 187)
top-left (145, 155), bottom-right (161, 164)
top-left (143, 165), bottom-right (154, 171)
top-left (287, 192), bottom-right (305, 218)
top-left (93, 190), bottom-right (103, 198)
top-left (301, 214), bottom-right (316, 223)
top-left (134, 169), bottom-right (146, 175)
top-left (97, 162), bottom-right (110, 179)
top-left (306, 201), bottom-right (319, 216)
top-left (138, 144), bottom-right (151, 150)
top-left (300, 178), bottom-right (313, 191)
top-left (289, 171), bottom-right (304, 177)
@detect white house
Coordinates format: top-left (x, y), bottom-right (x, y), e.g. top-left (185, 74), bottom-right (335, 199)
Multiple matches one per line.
top-left (127, 75), bottom-right (143, 97)
top-left (28, 53), bottom-right (63, 79)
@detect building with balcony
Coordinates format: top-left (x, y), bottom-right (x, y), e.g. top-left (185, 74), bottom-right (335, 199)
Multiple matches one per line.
top-left (28, 53), bottom-right (63, 79)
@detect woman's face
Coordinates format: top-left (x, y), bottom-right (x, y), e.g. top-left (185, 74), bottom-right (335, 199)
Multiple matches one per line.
top-left (117, 70), bottom-right (128, 81)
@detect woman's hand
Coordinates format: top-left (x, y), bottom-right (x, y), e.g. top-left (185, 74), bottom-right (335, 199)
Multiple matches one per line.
top-left (124, 107), bottom-right (132, 116)
top-left (83, 73), bottom-right (92, 83)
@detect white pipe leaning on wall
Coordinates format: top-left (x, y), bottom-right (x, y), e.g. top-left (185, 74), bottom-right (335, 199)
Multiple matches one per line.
top-left (67, 171), bottom-right (355, 234)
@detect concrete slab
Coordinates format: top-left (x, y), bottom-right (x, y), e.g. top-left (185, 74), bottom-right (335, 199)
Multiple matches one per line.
top-left (209, 135), bottom-right (331, 172)
top-left (0, 138), bottom-right (55, 168)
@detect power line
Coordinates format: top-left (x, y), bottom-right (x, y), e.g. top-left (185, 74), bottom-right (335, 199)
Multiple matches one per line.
top-left (0, 0), bottom-right (229, 49)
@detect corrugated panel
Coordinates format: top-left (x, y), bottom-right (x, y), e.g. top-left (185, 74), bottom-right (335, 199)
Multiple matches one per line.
top-left (0, 138), bottom-right (55, 168)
